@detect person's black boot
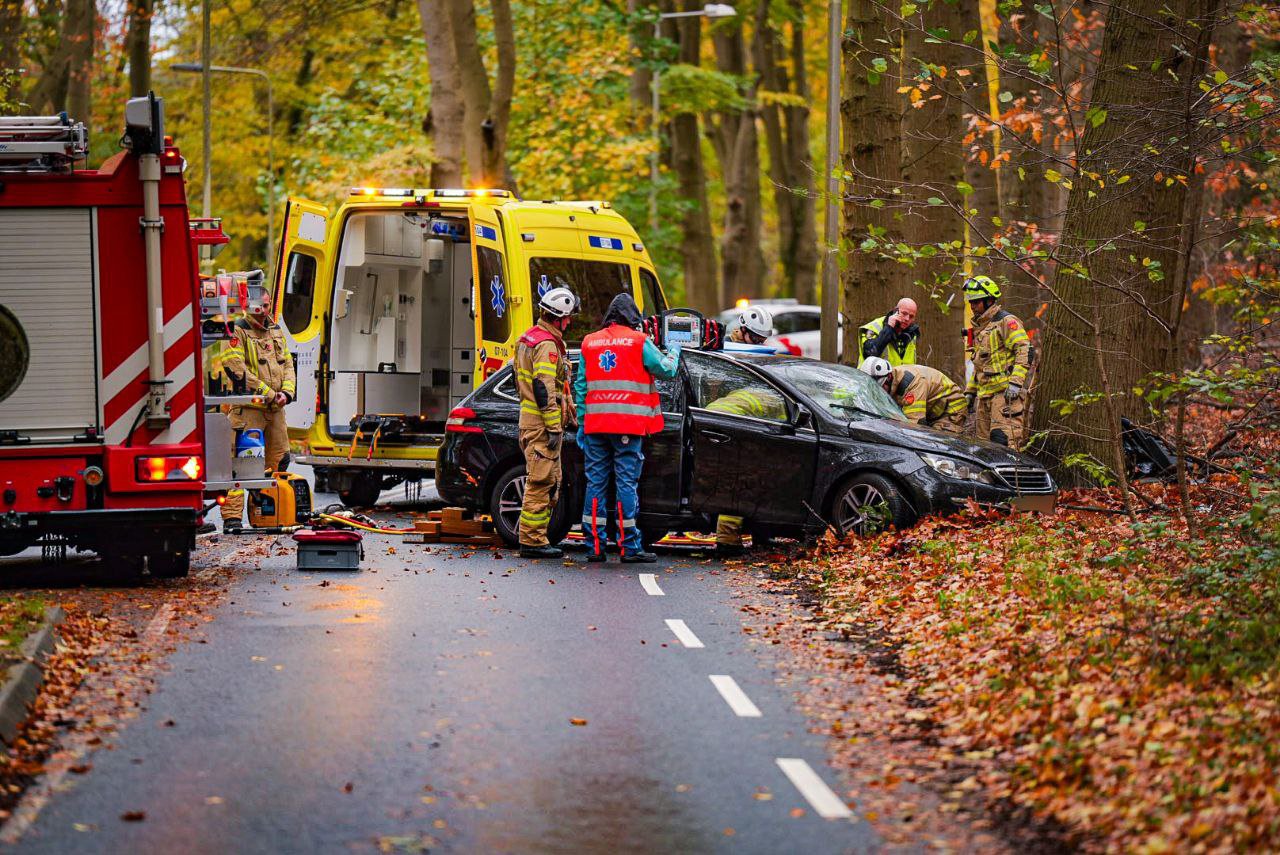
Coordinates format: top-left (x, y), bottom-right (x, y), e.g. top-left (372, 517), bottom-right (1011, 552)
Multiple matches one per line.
top-left (222, 521), bottom-right (244, 535)
top-left (520, 545), bottom-right (564, 559)
top-left (620, 550), bottom-right (658, 564)
top-left (583, 551), bottom-right (608, 564)
top-left (714, 543), bottom-right (745, 558)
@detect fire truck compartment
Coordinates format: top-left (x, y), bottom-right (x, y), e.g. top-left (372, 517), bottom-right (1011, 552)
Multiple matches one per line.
top-left (326, 211), bottom-right (475, 440)
top-left (0, 208), bottom-right (100, 444)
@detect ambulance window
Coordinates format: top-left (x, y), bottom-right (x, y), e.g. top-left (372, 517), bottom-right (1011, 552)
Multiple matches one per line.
top-left (529, 257), bottom-right (631, 344)
top-left (280, 251), bottom-right (317, 334)
top-left (639, 269), bottom-right (667, 317)
top-left (477, 246), bottom-right (510, 341)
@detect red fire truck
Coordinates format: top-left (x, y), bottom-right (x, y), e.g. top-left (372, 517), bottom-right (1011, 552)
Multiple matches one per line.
top-left (0, 95), bottom-right (258, 577)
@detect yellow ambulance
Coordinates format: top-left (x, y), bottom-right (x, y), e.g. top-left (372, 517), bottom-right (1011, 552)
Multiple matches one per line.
top-left (272, 187), bottom-right (668, 506)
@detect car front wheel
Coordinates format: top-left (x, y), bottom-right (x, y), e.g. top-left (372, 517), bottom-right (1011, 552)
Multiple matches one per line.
top-left (829, 472), bottom-right (916, 536)
top-left (489, 464), bottom-right (572, 549)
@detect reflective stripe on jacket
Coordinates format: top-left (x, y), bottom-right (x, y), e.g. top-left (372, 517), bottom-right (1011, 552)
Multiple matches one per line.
top-left (889, 364), bottom-right (966, 424)
top-left (220, 320), bottom-right (296, 409)
top-left (580, 324), bottom-right (663, 435)
top-left (859, 315), bottom-right (918, 366)
top-left (967, 304), bottom-right (1031, 398)
top-left (514, 321), bottom-right (572, 433)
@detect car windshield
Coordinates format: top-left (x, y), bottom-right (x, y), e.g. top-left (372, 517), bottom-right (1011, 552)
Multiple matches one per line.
top-left (765, 361), bottom-right (906, 422)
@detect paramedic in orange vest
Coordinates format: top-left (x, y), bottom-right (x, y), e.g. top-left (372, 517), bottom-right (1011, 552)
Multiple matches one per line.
top-left (573, 293), bottom-right (682, 564)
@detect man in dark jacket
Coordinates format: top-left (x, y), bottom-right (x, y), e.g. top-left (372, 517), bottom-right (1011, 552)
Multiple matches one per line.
top-left (858, 297), bottom-right (920, 367)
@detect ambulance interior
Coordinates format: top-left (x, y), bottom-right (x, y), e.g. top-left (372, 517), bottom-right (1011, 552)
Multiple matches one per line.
top-left (326, 211), bottom-right (476, 439)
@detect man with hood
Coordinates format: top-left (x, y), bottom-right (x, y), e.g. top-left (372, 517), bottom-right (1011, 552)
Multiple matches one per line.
top-left (573, 293), bottom-right (682, 563)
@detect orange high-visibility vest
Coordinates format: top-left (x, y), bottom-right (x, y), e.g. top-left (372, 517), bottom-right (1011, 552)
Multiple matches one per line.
top-left (580, 325), bottom-right (662, 435)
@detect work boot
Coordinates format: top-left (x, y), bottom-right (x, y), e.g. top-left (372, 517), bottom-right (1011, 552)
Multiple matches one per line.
top-left (520, 545), bottom-right (563, 560)
top-left (222, 521), bottom-right (244, 535)
top-left (582, 551), bottom-right (608, 564)
top-left (714, 543), bottom-right (745, 558)
top-left (620, 550), bottom-right (658, 564)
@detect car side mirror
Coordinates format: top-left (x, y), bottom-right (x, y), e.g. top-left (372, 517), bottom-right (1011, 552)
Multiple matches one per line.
top-left (793, 405), bottom-right (812, 430)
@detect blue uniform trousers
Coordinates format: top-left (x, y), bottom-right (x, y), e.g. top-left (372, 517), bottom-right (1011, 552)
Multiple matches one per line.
top-left (580, 433), bottom-right (644, 556)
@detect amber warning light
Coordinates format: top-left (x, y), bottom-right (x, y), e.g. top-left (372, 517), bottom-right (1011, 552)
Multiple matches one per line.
top-left (137, 456), bottom-right (202, 482)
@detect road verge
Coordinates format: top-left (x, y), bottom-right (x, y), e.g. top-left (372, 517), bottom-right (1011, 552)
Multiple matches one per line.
top-left (0, 607), bottom-right (65, 744)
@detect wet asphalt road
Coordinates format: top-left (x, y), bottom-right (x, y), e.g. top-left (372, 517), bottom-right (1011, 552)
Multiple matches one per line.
top-left (8, 504), bottom-right (876, 852)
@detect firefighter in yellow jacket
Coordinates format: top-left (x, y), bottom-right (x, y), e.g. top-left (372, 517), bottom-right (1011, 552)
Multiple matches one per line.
top-left (219, 312), bottom-right (296, 532)
top-left (963, 276), bottom-right (1031, 447)
top-left (859, 357), bottom-right (967, 433)
top-left (513, 286), bottom-right (579, 559)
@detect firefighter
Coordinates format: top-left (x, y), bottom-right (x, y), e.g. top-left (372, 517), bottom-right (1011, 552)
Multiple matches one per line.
top-left (219, 305), bottom-right (296, 532)
top-left (859, 297), bottom-right (920, 366)
top-left (706, 385), bottom-right (789, 556)
top-left (963, 275), bottom-right (1031, 447)
top-left (574, 292), bottom-right (681, 564)
top-left (513, 286), bottom-right (579, 559)
top-left (728, 305), bottom-right (774, 347)
top-left (858, 356), bottom-right (967, 433)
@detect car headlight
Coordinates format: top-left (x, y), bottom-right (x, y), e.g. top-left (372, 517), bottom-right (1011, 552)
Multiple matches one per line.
top-left (920, 453), bottom-right (996, 485)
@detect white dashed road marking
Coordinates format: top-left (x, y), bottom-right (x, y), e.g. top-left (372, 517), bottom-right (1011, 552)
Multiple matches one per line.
top-left (709, 675), bottom-right (762, 718)
top-left (776, 758), bottom-right (854, 819)
top-left (638, 573), bottom-right (664, 596)
top-left (664, 619), bottom-right (704, 648)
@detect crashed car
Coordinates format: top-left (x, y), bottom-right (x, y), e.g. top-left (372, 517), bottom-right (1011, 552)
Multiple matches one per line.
top-left (436, 351), bottom-right (1057, 547)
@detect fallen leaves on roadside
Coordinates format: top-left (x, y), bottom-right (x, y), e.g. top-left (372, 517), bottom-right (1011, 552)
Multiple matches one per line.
top-left (120, 810), bottom-right (146, 822)
top-left (569, 718), bottom-right (588, 726)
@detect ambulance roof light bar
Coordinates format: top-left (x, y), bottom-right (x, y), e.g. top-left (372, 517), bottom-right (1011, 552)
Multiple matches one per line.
top-left (347, 187), bottom-right (513, 199)
top-left (0, 113), bottom-right (88, 173)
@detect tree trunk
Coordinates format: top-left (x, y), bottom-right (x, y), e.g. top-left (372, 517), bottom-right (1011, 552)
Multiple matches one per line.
top-left (1032, 0), bottom-right (1222, 483)
top-left (63, 0), bottom-right (94, 121)
top-left (447, 0), bottom-right (516, 190)
top-left (841, 0), bottom-right (908, 364)
top-left (668, 2), bottom-right (719, 312)
top-left (419, 0), bottom-right (465, 187)
top-left (629, 0), bottom-right (655, 109)
top-left (124, 0), bottom-right (153, 97)
top-left (754, 0), bottom-right (817, 303)
top-left (711, 13), bottom-right (765, 301)
top-left (961, 0), bottom-right (999, 243)
top-left (900, 1), bottom-right (968, 376)
top-left (0, 0), bottom-right (23, 106)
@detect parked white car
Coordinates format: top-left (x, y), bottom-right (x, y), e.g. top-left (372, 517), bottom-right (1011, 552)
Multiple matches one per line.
top-left (717, 299), bottom-right (843, 359)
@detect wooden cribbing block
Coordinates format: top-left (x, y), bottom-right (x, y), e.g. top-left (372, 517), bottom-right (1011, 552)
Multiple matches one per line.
top-left (413, 521), bottom-right (442, 535)
top-left (441, 507), bottom-right (466, 526)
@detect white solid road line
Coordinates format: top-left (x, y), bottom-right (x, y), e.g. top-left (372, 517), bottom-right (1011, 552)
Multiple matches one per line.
top-left (709, 674), bottom-right (762, 717)
top-left (664, 619), bottom-right (705, 648)
top-left (638, 573), bottom-right (665, 596)
top-left (776, 758), bottom-right (854, 819)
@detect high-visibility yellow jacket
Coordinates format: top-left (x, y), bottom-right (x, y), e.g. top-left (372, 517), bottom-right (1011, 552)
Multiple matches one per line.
top-left (888, 364), bottom-right (967, 424)
top-left (967, 303), bottom-right (1030, 398)
top-left (220, 320), bottom-right (296, 409)
top-left (706, 387), bottom-right (788, 420)
top-left (514, 320), bottom-right (574, 434)
top-left (859, 314), bottom-right (919, 366)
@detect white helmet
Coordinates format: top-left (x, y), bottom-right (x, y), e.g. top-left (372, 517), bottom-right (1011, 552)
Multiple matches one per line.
top-left (737, 305), bottom-right (774, 340)
top-left (539, 286), bottom-right (578, 319)
top-left (858, 356), bottom-right (893, 381)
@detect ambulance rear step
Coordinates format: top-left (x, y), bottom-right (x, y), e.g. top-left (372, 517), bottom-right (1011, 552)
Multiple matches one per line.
top-left (0, 114), bottom-right (89, 172)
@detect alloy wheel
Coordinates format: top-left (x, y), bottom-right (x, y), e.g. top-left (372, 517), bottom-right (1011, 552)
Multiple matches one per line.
top-left (834, 482), bottom-right (888, 536)
top-left (497, 474), bottom-right (527, 537)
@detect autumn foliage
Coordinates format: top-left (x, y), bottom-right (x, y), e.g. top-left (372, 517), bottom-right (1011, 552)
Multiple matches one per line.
top-left (792, 459), bottom-right (1280, 850)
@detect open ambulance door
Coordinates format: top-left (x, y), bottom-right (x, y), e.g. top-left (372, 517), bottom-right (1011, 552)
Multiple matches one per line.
top-left (469, 208), bottom-right (516, 382)
top-left (273, 197), bottom-right (330, 432)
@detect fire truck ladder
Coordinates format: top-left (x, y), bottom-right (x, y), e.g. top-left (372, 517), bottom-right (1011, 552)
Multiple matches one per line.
top-left (0, 113), bottom-right (88, 173)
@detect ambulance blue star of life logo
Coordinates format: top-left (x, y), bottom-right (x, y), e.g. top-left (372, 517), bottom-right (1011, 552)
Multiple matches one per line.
top-left (537, 274), bottom-right (551, 299)
top-left (489, 275), bottom-right (506, 317)
top-left (599, 350), bottom-right (617, 372)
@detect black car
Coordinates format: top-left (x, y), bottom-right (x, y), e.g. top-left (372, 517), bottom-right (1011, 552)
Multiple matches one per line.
top-left (436, 350), bottom-right (1056, 547)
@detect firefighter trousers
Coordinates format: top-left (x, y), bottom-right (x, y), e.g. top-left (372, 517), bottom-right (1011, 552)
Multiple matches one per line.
top-left (716, 515), bottom-right (745, 547)
top-left (926, 411), bottom-right (967, 435)
top-left (975, 393), bottom-right (1025, 447)
top-left (581, 433), bottom-right (644, 556)
top-left (518, 427), bottom-right (562, 547)
top-left (222, 406), bottom-right (289, 524)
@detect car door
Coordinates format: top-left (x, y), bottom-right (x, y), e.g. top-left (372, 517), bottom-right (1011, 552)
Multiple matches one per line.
top-left (684, 353), bottom-right (817, 526)
top-left (637, 373), bottom-right (685, 517)
top-left (272, 197), bottom-right (330, 432)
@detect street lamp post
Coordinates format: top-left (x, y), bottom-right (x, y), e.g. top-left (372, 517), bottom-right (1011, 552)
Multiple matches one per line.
top-left (649, 3), bottom-right (736, 238)
top-left (171, 62), bottom-right (276, 269)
